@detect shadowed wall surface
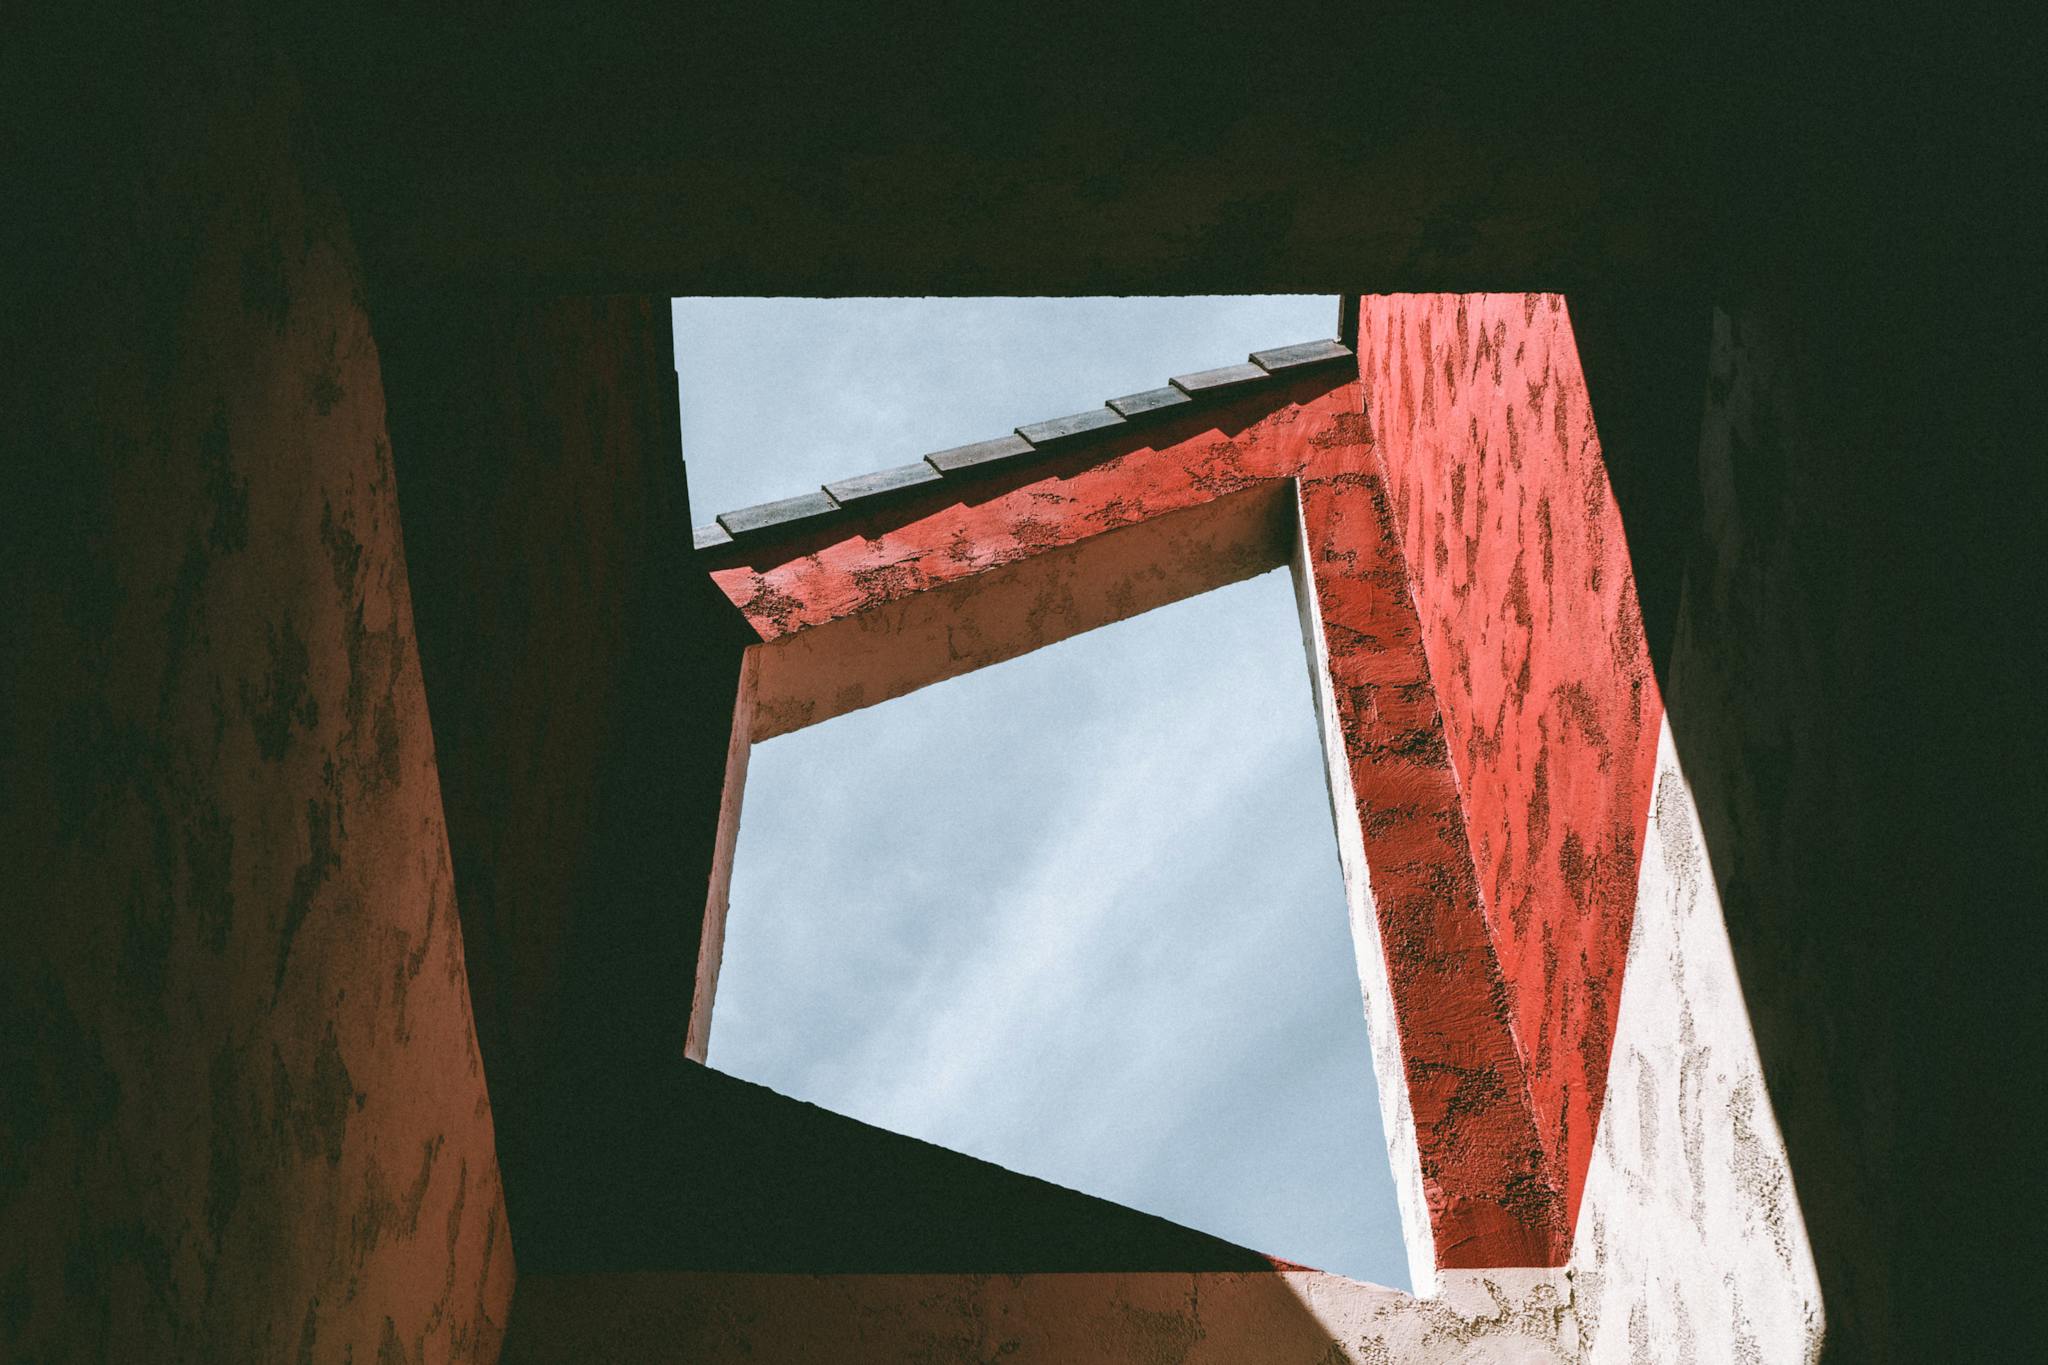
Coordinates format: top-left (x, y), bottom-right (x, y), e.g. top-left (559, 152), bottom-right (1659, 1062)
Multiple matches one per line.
top-left (371, 290), bottom-right (749, 1265)
top-left (0, 27), bottom-right (512, 1361)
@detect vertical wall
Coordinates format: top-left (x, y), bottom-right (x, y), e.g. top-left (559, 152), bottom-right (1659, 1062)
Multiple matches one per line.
top-left (1354, 294), bottom-right (1821, 1360)
top-left (0, 22), bottom-right (512, 1362)
top-left (373, 291), bottom-right (754, 1272)
top-left (1355, 295), bottom-right (1663, 1231)
top-left (1629, 278), bottom-right (2028, 1361)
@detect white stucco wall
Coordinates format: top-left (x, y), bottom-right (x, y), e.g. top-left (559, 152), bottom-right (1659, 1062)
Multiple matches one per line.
top-left (1567, 719), bottom-right (1824, 1363)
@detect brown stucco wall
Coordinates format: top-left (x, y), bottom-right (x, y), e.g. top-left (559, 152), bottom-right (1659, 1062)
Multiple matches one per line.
top-left (1, 30), bottom-right (512, 1362)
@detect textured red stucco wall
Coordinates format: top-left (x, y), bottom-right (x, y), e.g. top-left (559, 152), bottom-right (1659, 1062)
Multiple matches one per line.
top-left (1356, 295), bottom-right (1662, 1237)
top-left (1294, 433), bottom-right (1565, 1267)
top-left (712, 377), bottom-right (1349, 646)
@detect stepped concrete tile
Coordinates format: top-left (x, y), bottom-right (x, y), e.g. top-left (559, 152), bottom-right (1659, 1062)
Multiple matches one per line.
top-left (1107, 386), bottom-right (1194, 420)
top-left (825, 461), bottom-right (945, 506)
top-left (1170, 362), bottom-right (1272, 397)
top-left (925, 434), bottom-right (1035, 475)
top-left (1015, 407), bottom-right (1126, 448)
top-left (717, 489), bottom-right (841, 538)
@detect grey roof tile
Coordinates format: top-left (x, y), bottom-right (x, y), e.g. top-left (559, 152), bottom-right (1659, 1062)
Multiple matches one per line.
top-left (1107, 386), bottom-right (1193, 419)
top-left (824, 461), bottom-right (944, 506)
top-left (717, 489), bottom-right (841, 538)
top-left (1015, 407), bottom-right (1125, 448)
top-left (1169, 362), bottom-right (1272, 397)
top-left (924, 433), bottom-right (1035, 475)
top-left (701, 337), bottom-right (1345, 550)
top-left (1250, 338), bottom-right (1354, 374)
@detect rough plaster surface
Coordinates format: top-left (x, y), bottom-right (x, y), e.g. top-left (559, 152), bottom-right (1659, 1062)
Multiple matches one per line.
top-left (1638, 296), bottom-right (1924, 1357)
top-left (742, 484), bottom-right (1298, 740)
top-left (1357, 295), bottom-right (1661, 1237)
top-left (1569, 722), bottom-right (1823, 1363)
top-left (707, 376), bottom-right (1345, 646)
top-left (0, 46), bottom-right (511, 1361)
top-left (1293, 456), bottom-right (1563, 1272)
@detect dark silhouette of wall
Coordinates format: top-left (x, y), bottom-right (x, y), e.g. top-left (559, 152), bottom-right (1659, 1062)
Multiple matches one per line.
top-left (1, 17), bottom-right (513, 1359)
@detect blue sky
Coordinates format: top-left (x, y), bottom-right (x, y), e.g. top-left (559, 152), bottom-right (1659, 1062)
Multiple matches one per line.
top-left (671, 297), bottom-right (1408, 1287)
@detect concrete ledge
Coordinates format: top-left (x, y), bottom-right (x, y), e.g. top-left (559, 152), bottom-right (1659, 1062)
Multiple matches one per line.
top-left (703, 337), bottom-right (1351, 545)
top-left (924, 434), bottom-right (1036, 476)
top-left (1250, 339), bottom-right (1353, 374)
top-left (825, 461), bottom-right (945, 506)
top-left (1107, 386), bottom-right (1194, 420)
top-left (1170, 362), bottom-right (1271, 397)
top-left (717, 490), bottom-right (841, 538)
top-left (1015, 407), bottom-right (1126, 449)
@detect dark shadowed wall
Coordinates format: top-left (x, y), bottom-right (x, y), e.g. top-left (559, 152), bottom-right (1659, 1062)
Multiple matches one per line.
top-left (371, 291), bottom-right (751, 1268)
top-left (1, 20), bottom-right (512, 1362)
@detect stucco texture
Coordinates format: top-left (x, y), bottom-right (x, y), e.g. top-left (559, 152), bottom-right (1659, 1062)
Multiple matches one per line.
top-left (1356, 296), bottom-right (1661, 1240)
top-left (0, 40), bottom-right (512, 1362)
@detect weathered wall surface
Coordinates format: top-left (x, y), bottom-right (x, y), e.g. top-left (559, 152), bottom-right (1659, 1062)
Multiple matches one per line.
top-left (709, 376), bottom-right (1351, 644)
top-left (1355, 293), bottom-right (1822, 1359)
top-left (1, 32), bottom-right (511, 1361)
top-left (1570, 724), bottom-right (1823, 1363)
top-left (1620, 287), bottom-right (2022, 1361)
top-left (1356, 295), bottom-right (1661, 1235)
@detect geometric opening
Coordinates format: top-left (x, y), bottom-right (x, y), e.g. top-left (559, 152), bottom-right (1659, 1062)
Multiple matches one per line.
top-left (705, 566), bottom-right (1410, 1286)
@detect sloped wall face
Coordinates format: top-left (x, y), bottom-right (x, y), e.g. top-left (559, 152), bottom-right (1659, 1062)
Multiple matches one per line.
top-left (1356, 295), bottom-right (1662, 1232)
top-left (1570, 725), bottom-right (1823, 1362)
top-left (1356, 295), bottom-right (1821, 1358)
top-left (0, 41), bottom-right (511, 1362)
top-left (374, 292), bottom-right (739, 1270)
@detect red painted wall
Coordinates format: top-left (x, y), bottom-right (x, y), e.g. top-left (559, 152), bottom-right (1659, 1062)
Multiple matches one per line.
top-left (1356, 295), bottom-right (1662, 1235)
top-left (711, 381), bottom-right (1345, 646)
top-left (1294, 433), bottom-right (1565, 1266)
